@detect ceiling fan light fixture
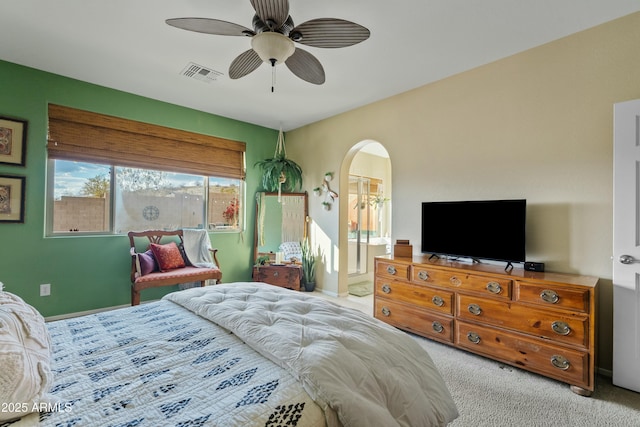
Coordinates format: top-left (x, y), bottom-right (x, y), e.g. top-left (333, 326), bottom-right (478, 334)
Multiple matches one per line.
top-left (251, 32), bottom-right (295, 65)
top-left (167, 1), bottom-right (370, 86)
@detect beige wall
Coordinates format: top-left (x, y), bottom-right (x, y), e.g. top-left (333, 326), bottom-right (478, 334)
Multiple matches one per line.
top-left (54, 196), bottom-right (109, 232)
top-left (286, 12), bottom-right (640, 372)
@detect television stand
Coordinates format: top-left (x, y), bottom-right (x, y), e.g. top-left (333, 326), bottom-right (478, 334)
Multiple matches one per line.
top-left (374, 254), bottom-right (598, 395)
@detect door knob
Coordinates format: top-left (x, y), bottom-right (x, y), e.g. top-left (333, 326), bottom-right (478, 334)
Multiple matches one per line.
top-left (619, 254), bottom-right (637, 264)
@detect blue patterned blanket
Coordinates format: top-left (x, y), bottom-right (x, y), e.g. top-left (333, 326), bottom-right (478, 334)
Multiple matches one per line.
top-left (7, 300), bottom-right (325, 427)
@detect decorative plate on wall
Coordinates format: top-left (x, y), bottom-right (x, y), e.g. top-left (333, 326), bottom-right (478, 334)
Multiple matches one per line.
top-left (142, 205), bottom-right (160, 221)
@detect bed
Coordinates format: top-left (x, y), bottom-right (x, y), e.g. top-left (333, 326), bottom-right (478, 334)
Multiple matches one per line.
top-left (1, 282), bottom-right (458, 427)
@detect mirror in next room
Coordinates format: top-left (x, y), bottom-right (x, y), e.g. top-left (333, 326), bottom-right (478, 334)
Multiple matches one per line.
top-left (254, 192), bottom-right (308, 263)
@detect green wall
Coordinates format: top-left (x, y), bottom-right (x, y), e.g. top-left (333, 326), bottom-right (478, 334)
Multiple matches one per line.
top-left (0, 60), bottom-right (278, 317)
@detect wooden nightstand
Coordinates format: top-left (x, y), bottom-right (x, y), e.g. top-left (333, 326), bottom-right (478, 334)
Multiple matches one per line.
top-left (253, 264), bottom-right (302, 291)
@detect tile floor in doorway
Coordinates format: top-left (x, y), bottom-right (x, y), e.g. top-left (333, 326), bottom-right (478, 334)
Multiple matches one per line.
top-left (314, 289), bottom-right (374, 316)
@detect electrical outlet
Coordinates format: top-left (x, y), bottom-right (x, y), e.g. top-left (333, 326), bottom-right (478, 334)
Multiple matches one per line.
top-left (40, 283), bottom-right (51, 296)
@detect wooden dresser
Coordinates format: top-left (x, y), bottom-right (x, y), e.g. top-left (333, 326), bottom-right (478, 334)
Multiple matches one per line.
top-left (374, 255), bottom-right (598, 395)
top-left (252, 264), bottom-right (302, 291)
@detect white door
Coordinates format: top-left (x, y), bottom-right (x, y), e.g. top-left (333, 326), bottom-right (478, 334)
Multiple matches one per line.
top-left (613, 99), bottom-right (640, 392)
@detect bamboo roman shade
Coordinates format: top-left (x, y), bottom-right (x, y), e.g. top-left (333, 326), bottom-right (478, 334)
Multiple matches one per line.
top-left (47, 104), bottom-right (246, 179)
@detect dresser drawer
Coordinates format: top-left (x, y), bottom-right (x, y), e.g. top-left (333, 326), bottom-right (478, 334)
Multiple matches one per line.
top-left (376, 260), bottom-right (410, 281)
top-left (516, 281), bottom-right (590, 313)
top-left (375, 278), bottom-right (454, 315)
top-left (412, 267), bottom-right (512, 300)
top-left (456, 321), bottom-right (590, 389)
top-left (457, 294), bottom-right (589, 348)
top-left (375, 297), bottom-right (454, 343)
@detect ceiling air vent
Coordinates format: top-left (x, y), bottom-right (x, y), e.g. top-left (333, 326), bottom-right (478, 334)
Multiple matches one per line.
top-left (180, 62), bottom-right (224, 83)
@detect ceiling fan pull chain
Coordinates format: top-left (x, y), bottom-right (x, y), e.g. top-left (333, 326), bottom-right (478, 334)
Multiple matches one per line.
top-left (272, 64), bottom-right (276, 93)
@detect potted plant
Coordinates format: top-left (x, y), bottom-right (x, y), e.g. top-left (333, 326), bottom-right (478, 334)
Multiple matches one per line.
top-left (255, 255), bottom-right (270, 266)
top-left (301, 238), bottom-right (316, 292)
top-left (222, 198), bottom-right (240, 226)
top-left (369, 192), bottom-right (390, 209)
top-left (322, 201), bottom-right (331, 211)
top-left (255, 128), bottom-right (302, 193)
top-left (313, 187), bottom-right (322, 196)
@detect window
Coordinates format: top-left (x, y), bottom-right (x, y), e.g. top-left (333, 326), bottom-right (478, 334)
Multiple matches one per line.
top-left (49, 160), bottom-right (243, 235)
top-left (348, 175), bottom-right (384, 239)
top-left (46, 104), bottom-right (246, 236)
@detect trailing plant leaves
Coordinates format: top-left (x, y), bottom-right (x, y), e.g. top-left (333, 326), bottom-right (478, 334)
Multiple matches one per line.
top-left (254, 157), bottom-right (303, 192)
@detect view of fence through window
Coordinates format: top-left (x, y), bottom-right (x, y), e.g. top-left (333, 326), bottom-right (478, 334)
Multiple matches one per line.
top-left (50, 160), bottom-right (242, 234)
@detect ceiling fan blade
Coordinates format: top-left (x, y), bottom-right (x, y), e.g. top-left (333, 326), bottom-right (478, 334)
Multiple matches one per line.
top-left (291, 18), bottom-right (370, 48)
top-left (166, 18), bottom-right (254, 37)
top-left (285, 49), bottom-right (325, 85)
top-left (250, 0), bottom-right (290, 30)
top-left (229, 49), bottom-right (263, 79)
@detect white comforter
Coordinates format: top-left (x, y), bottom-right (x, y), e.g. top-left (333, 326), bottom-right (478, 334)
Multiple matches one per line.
top-left (164, 282), bottom-right (459, 427)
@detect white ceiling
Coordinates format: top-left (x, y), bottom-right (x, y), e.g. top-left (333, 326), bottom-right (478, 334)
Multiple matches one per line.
top-left (1, 1), bottom-right (639, 131)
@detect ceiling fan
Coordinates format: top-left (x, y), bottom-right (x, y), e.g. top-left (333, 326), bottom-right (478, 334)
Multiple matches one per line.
top-left (166, 0), bottom-right (370, 88)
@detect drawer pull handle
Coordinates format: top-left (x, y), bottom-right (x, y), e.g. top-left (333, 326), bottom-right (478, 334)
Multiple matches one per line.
top-left (467, 332), bottom-right (481, 344)
top-left (551, 321), bottom-right (571, 336)
top-left (486, 281), bottom-right (502, 294)
top-left (432, 321), bottom-right (444, 333)
top-left (550, 355), bottom-right (570, 370)
top-left (381, 284), bottom-right (391, 294)
top-left (432, 295), bottom-right (445, 307)
top-left (386, 265), bottom-right (397, 275)
top-left (417, 270), bottom-right (429, 281)
top-left (381, 306), bottom-right (390, 316)
top-left (450, 276), bottom-right (462, 286)
top-left (540, 289), bottom-right (559, 304)
top-left (468, 303), bottom-right (482, 316)
top-left (273, 271), bottom-right (279, 277)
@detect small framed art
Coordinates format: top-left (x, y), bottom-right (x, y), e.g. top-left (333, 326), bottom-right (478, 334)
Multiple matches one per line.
top-left (0, 116), bottom-right (28, 166)
top-left (0, 175), bottom-right (25, 223)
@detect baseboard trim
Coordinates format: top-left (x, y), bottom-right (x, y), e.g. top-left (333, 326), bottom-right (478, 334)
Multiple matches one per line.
top-left (598, 367), bottom-right (613, 378)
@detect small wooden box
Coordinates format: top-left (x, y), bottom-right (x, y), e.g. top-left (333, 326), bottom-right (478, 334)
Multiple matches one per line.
top-left (394, 240), bottom-right (413, 258)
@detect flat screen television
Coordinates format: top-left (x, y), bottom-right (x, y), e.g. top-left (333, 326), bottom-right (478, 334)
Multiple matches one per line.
top-left (421, 199), bottom-right (526, 263)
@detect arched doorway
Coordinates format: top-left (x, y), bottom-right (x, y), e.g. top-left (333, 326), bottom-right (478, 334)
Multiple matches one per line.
top-left (341, 140), bottom-right (391, 297)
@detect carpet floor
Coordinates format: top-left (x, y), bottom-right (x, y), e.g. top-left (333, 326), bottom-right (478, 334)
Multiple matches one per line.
top-left (411, 336), bottom-right (640, 427)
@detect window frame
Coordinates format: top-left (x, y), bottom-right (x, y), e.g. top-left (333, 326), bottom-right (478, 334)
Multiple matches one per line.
top-left (46, 160), bottom-right (245, 237)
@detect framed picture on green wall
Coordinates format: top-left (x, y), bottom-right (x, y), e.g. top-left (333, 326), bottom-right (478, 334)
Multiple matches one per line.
top-left (0, 116), bottom-right (27, 166)
top-left (0, 175), bottom-right (25, 223)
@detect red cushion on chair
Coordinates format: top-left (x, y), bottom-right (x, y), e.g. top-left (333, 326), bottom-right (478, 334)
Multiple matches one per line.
top-left (150, 242), bottom-right (186, 272)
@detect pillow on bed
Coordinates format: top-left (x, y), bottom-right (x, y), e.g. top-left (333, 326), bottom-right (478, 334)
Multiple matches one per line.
top-left (136, 249), bottom-right (159, 276)
top-left (0, 282), bottom-right (56, 421)
top-left (279, 241), bottom-right (303, 261)
top-left (150, 242), bottom-right (186, 271)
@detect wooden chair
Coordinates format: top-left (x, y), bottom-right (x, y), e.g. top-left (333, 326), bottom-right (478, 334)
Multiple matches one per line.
top-left (128, 229), bottom-right (222, 305)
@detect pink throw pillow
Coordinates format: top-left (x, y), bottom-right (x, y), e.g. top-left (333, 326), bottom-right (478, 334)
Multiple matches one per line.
top-left (149, 242), bottom-right (186, 272)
